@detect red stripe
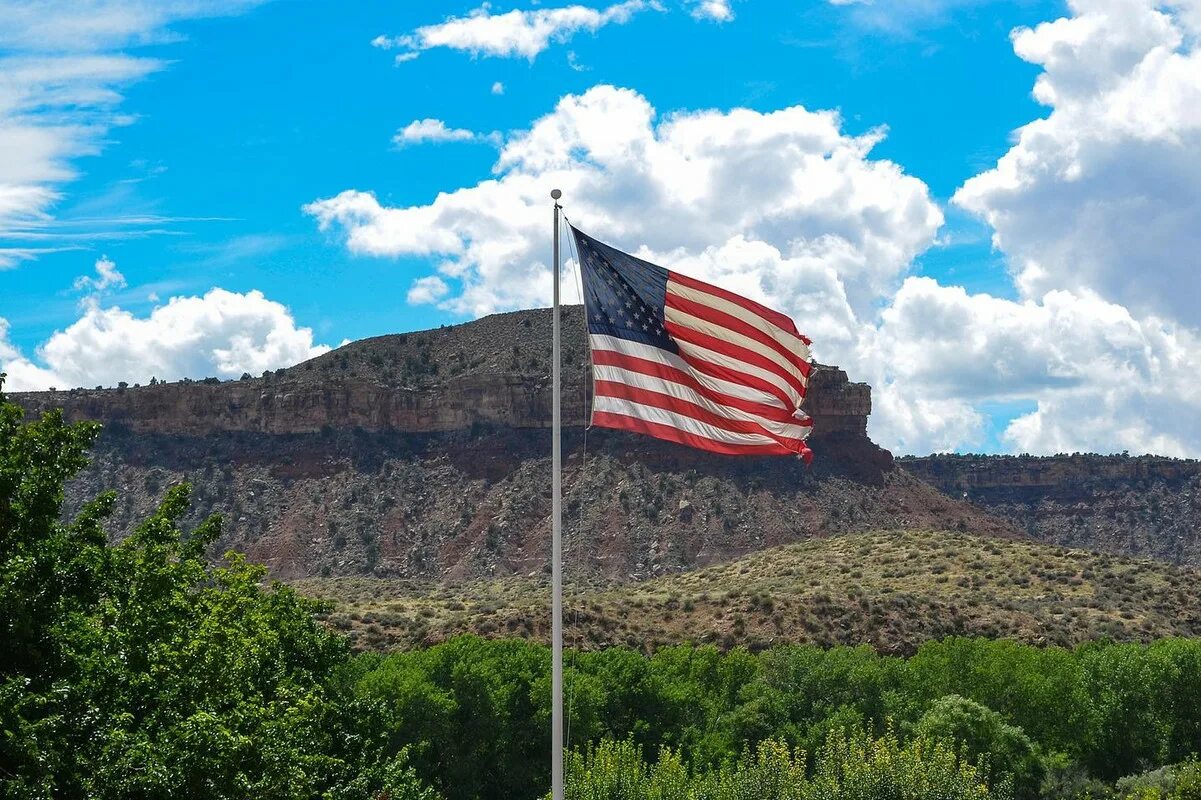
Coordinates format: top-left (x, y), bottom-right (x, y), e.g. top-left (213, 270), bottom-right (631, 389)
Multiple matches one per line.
top-left (666, 293), bottom-right (812, 379)
top-left (668, 271), bottom-right (812, 346)
top-left (592, 411), bottom-right (797, 456)
top-left (591, 349), bottom-right (802, 423)
top-left (666, 320), bottom-right (808, 401)
top-left (594, 380), bottom-right (812, 450)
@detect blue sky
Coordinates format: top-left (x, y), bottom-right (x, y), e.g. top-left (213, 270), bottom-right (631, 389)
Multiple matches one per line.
top-left (3, 0), bottom-right (1200, 457)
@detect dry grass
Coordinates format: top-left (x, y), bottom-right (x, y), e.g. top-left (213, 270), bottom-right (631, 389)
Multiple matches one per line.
top-left (294, 529), bottom-right (1201, 655)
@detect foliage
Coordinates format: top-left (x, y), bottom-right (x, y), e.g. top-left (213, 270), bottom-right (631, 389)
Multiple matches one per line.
top-left (303, 528), bottom-right (1201, 655)
top-left (915, 695), bottom-right (1042, 797)
top-left (0, 377), bottom-right (437, 799)
top-left (355, 635), bottom-right (1201, 800)
top-left (560, 729), bottom-right (1007, 800)
top-left (1113, 761), bottom-right (1201, 800)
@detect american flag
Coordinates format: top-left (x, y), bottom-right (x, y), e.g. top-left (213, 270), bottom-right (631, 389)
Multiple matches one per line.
top-left (572, 226), bottom-right (814, 462)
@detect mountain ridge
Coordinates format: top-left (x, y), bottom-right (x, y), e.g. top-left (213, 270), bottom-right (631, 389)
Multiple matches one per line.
top-left (9, 307), bottom-right (1199, 582)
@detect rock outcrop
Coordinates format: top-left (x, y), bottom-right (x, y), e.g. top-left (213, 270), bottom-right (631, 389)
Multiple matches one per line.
top-left (902, 454), bottom-right (1201, 565)
top-left (13, 307), bottom-right (871, 442)
top-left (9, 306), bottom-right (1013, 581)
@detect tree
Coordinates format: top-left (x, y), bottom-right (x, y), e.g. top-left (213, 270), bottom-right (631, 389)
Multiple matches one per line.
top-left (915, 695), bottom-right (1044, 798)
top-left (0, 374), bottom-right (437, 799)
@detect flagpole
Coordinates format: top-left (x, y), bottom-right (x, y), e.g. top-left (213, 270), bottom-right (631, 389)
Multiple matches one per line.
top-left (550, 187), bottom-right (564, 800)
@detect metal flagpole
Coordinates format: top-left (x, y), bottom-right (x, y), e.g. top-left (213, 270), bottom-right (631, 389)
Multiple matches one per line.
top-left (550, 187), bottom-right (564, 800)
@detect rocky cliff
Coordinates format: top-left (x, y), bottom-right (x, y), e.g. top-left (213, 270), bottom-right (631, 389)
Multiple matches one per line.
top-left (13, 307), bottom-right (871, 441)
top-left (902, 454), bottom-right (1201, 565)
top-left (11, 307), bottom-right (1019, 581)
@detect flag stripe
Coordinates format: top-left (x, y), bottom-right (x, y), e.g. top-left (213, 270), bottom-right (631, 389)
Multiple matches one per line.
top-left (589, 334), bottom-right (788, 411)
top-left (668, 270), bottom-right (811, 345)
top-left (593, 410), bottom-right (796, 455)
top-left (666, 321), bottom-right (808, 402)
top-left (666, 282), bottom-right (812, 371)
top-left (592, 353), bottom-right (800, 424)
top-left (595, 381), bottom-right (814, 446)
top-left (665, 302), bottom-right (811, 385)
top-left (591, 400), bottom-right (799, 454)
top-left (594, 368), bottom-right (812, 440)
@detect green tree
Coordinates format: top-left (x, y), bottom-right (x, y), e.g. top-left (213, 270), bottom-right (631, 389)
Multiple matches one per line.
top-left (0, 376), bottom-right (436, 800)
top-left (915, 695), bottom-right (1043, 798)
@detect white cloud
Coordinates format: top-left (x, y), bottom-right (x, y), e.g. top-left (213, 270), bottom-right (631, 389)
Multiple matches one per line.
top-left (0, 1), bottom-right (266, 242)
top-left (372, 1), bottom-right (655, 62)
top-left (0, 318), bottom-right (65, 392)
top-left (72, 255), bottom-right (126, 293)
top-left (0, 288), bottom-right (329, 390)
top-left (407, 276), bottom-right (451, 305)
top-left (393, 118), bottom-right (481, 146)
top-left (307, 85), bottom-right (941, 330)
top-left (491, 81), bottom-right (506, 95)
top-left (690, 0), bottom-right (733, 22)
top-left (861, 277), bottom-right (1201, 457)
top-left (954, 0), bottom-right (1201, 328)
top-left (0, 1), bottom-right (265, 52)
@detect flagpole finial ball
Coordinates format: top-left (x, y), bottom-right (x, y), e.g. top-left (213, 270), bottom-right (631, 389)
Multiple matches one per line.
top-left (551, 189), bottom-right (562, 200)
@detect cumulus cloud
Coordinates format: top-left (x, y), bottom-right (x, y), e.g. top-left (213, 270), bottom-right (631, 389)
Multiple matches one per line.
top-left (306, 85), bottom-right (941, 330)
top-left (0, 1), bottom-right (267, 244)
top-left (690, 0), bottom-right (733, 22)
top-left (954, 0), bottom-right (1201, 327)
top-left (309, 71), bottom-right (1201, 457)
top-left (371, 1), bottom-right (655, 62)
top-left (393, 118), bottom-right (481, 146)
top-left (0, 318), bottom-right (65, 392)
top-left (72, 255), bottom-right (126, 293)
top-left (491, 81), bottom-right (506, 95)
top-left (0, 288), bottom-right (329, 390)
top-left (407, 276), bottom-right (451, 305)
top-left (862, 277), bottom-right (1201, 456)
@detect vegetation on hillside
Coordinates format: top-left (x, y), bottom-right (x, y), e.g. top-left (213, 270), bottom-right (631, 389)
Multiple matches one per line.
top-left (300, 529), bottom-right (1201, 654)
top-left (8, 380), bottom-right (1201, 800)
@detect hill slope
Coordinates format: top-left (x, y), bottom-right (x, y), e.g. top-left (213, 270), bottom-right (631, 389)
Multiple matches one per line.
top-left (903, 454), bottom-right (1201, 564)
top-left (299, 529), bottom-right (1201, 655)
top-left (11, 307), bottom-right (1019, 582)
top-left (10, 307), bottom-right (1200, 581)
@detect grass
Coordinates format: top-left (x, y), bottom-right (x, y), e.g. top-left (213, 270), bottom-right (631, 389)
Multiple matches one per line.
top-left (294, 529), bottom-right (1201, 655)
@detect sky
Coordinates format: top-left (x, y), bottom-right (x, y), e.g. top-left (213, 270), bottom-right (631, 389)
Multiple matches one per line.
top-left (2, 0), bottom-right (1200, 458)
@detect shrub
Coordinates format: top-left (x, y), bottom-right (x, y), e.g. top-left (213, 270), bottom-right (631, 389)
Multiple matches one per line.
top-left (561, 729), bottom-right (1008, 800)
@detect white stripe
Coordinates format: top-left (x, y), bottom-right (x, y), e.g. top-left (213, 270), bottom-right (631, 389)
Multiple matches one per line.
top-left (593, 364), bottom-right (812, 441)
top-left (674, 338), bottom-right (805, 409)
top-left (588, 334), bottom-right (787, 410)
top-left (665, 305), bottom-right (808, 388)
top-left (668, 280), bottom-right (813, 361)
top-left (592, 396), bottom-right (783, 447)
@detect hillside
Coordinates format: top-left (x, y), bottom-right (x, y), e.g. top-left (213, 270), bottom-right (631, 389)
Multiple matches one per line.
top-left (904, 454), bottom-right (1201, 564)
top-left (298, 529), bottom-right (1201, 655)
top-left (54, 423), bottom-right (1010, 581)
top-left (9, 306), bottom-right (1200, 582)
top-left (10, 306), bottom-right (1019, 582)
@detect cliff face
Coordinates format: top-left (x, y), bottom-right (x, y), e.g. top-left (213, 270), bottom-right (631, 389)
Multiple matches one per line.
top-left (14, 306), bottom-right (870, 441)
top-left (11, 363), bottom-right (868, 440)
top-left (902, 455), bottom-right (1201, 565)
top-left (9, 306), bottom-right (1016, 582)
top-left (14, 308), bottom-right (1200, 578)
